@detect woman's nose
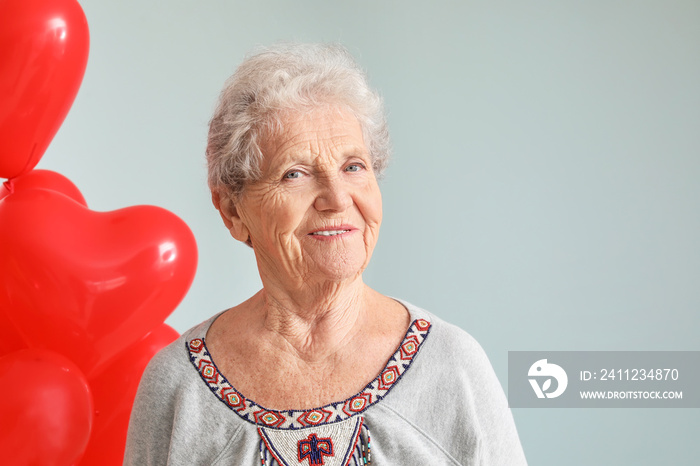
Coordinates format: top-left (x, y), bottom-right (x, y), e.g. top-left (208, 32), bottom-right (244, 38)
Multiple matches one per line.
top-left (314, 177), bottom-right (352, 212)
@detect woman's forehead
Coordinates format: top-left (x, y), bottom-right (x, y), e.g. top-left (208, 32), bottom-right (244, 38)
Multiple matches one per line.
top-left (260, 108), bottom-right (367, 167)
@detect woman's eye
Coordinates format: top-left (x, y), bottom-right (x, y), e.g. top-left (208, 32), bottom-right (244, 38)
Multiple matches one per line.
top-left (283, 170), bottom-right (302, 180)
top-left (345, 163), bottom-right (364, 172)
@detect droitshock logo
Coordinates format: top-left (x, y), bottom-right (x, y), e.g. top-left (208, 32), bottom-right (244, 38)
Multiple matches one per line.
top-left (528, 359), bottom-right (568, 398)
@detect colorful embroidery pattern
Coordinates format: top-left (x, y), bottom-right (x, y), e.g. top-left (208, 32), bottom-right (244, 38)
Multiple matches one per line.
top-left (258, 416), bottom-right (365, 466)
top-left (187, 318), bottom-right (432, 430)
top-left (298, 433), bottom-right (333, 465)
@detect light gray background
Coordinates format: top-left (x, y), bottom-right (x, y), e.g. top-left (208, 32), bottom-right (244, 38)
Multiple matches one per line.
top-left (35, 0), bottom-right (698, 464)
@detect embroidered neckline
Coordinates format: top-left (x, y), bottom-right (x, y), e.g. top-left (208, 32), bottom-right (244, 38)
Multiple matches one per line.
top-left (187, 317), bottom-right (432, 430)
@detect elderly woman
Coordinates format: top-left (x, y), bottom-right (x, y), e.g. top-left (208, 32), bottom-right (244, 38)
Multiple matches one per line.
top-left (125, 43), bottom-right (526, 465)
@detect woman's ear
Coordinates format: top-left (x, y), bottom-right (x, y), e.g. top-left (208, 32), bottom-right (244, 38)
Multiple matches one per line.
top-left (211, 191), bottom-right (251, 245)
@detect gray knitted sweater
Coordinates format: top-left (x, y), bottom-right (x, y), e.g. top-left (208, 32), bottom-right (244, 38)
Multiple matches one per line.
top-left (124, 301), bottom-right (527, 465)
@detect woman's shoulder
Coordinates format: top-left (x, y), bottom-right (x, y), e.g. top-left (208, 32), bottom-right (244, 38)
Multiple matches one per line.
top-left (125, 313), bottom-right (250, 465)
top-left (377, 299), bottom-right (527, 465)
top-left (390, 299), bottom-right (507, 405)
top-left (396, 299), bottom-right (488, 363)
top-left (139, 314), bottom-right (220, 388)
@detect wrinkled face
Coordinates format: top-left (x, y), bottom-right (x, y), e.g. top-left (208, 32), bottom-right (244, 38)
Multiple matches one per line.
top-left (234, 107), bottom-right (382, 286)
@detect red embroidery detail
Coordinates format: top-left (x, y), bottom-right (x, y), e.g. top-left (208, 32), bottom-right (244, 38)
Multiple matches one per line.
top-left (378, 365), bottom-right (400, 390)
top-left (415, 319), bottom-right (430, 331)
top-left (189, 338), bottom-right (204, 352)
top-left (198, 361), bottom-right (220, 384)
top-left (297, 408), bottom-right (333, 426)
top-left (342, 393), bottom-right (372, 416)
top-left (298, 433), bottom-right (334, 465)
top-left (254, 409), bottom-right (286, 427)
top-left (400, 335), bottom-right (420, 360)
top-left (221, 388), bottom-right (246, 411)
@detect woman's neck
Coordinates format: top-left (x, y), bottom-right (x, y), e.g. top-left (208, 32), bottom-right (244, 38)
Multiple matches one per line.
top-left (254, 277), bottom-right (369, 363)
top-left (205, 281), bottom-right (410, 409)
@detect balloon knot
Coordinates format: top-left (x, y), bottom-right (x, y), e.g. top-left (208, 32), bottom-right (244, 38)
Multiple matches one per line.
top-left (2, 179), bottom-right (14, 194)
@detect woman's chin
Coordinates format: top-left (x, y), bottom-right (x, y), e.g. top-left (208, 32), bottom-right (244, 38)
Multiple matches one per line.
top-left (304, 254), bottom-right (367, 284)
top-left (299, 239), bottom-right (370, 282)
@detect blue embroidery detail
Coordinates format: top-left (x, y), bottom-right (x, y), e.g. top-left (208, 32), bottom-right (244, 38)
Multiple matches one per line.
top-left (298, 434), bottom-right (334, 465)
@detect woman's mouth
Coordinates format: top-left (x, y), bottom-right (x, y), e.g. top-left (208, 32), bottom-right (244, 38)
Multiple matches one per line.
top-left (310, 229), bottom-right (351, 236)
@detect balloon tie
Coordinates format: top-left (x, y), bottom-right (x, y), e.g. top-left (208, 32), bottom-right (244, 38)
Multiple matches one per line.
top-left (2, 179), bottom-right (14, 194)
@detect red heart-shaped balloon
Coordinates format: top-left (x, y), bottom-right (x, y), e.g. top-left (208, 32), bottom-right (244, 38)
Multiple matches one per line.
top-left (0, 0), bottom-right (89, 179)
top-left (0, 170), bottom-right (86, 357)
top-left (81, 324), bottom-right (179, 465)
top-left (0, 313), bottom-right (25, 358)
top-left (0, 168), bottom-right (87, 204)
top-left (0, 186), bottom-right (197, 377)
top-left (0, 349), bottom-right (93, 466)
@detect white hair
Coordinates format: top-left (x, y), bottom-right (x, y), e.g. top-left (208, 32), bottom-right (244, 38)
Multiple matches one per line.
top-left (206, 43), bottom-right (390, 199)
